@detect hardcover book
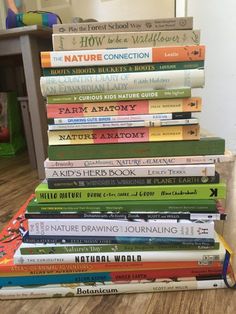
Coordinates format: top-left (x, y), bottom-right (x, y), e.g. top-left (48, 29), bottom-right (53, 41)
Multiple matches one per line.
top-left (46, 172), bottom-right (219, 189)
top-left (53, 17), bottom-right (194, 33)
top-left (0, 278), bottom-right (229, 300)
top-left (35, 182), bottom-right (226, 203)
top-left (45, 164), bottom-right (215, 179)
top-left (46, 98), bottom-right (202, 118)
top-left (40, 69), bottom-right (204, 97)
top-left (26, 197), bottom-right (220, 213)
top-left (46, 88), bottom-right (192, 104)
top-left (47, 125), bottom-right (200, 146)
top-left (41, 46), bottom-right (205, 68)
top-left (52, 30), bottom-right (201, 51)
top-left (47, 136), bottom-right (225, 160)
top-left (42, 60), bottom-right (204, 76)
top-left (44, 152), bottom-right (233, 168)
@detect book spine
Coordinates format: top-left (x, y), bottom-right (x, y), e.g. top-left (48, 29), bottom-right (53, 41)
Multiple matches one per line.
top-left (53, 17), bottom-right (193, 33)
top-left (49, 114), bottom-right (194, 125)
top-left (25, 211), bottom-right (225, 222)
top-left (0, 279), bottom-right (227, 299)
top-left (14, 248), bottom-right (221, 265)
top-left (47, 125), bottom-right (200, 146)
top-left (19, 242), bottom-right (219, 255)
top-left (48, 113), bottom-right (192, 126)
top-left (48, 114), bottom-right (193, 125)
top-left (0, 268), bottom-right (223, 287)
top-left (42, 60), bottom-right (205, 76)
top-left (45, 164), bottom-right (215, 179)
top-left (47, 138), bottom-right (225, 160)
top-left (3, 258), bottom-right (222, 275)
top-left (52, 30), bottom-right (201, 51)
top-left (48, 118), bottom-right (199, 130)
top-left (44, 152), bottom-right (231, 167)
top-left (35, 182), bottom-right (226, 203)
top-left (40, 69), bottom-right (204, 97)
top-left (41, 45), bottom-right (204, 68)
top-left (46, 98), bottom-right (201, 118)
top-left (47, 88), bottom-right (192, 104)
top-left (23, 234), bottom-right (217, 245)
top-left (28, 219), bottom-right (215, 238)
top-left (46, 173), bottom-right (219, 189)
top-left (27, 199), bottom-right (218, 213)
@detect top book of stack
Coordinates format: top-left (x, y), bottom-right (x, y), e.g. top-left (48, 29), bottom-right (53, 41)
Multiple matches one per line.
top-left (51, 17), bottom-right (200, 51)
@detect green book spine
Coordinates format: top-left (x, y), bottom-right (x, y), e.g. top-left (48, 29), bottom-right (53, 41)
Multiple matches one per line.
top-left (42, 61), bottom-right (204, 77)
top-left (35, 182), bottom-right (226, 203)
top-left (20, 241), bottom-right (219, 255)
top-left (48, 137), bottom-right (225, 160)
top-left (27, 198), bottom-right (218, 213)
top-left (47, 88), bottom-right (191, 104)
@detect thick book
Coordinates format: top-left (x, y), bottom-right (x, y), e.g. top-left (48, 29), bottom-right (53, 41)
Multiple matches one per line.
top-left (27, 198), bottom-right (219, 213)
top-left (40, 69), bottom-right (204, 96)
top-left (44, 152), bottom-right (233, 168)
top-left (35, 182), bottom-right (226, 203)
top-left (45, 164), bottom-right (215, 179)
top-left (48, 125), bottom-right (200, 146)
top-left (28, 218), bottom-right (215, 239)
top-left (48, 118), bottom-right (199, 130)
top-left (14, 239), bottom-right (223, 265)
top-left (0, 278), bottom-right (228, 299)
top-left (46, 98), bottom-right (201, 118)
top-left (42, 60), bottom-right (204, 76)
top-left (52, 30), bottom-right (200, 51)
top-left (46, 172), bottom-right (220, 189)
top-left (48, 136), bottom-right (225, 160)
top-left (47, 88), bottom-right (191, 104)
top-left (53, 17), bottom-right (193, 33)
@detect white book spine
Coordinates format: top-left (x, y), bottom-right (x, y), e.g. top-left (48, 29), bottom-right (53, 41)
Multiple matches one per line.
top-left (51, 114), bottom-right (182, 124)
top-left (0, 279), bottom-right (227, 299)
top-left (44, 153), bottom-right (232, 168)
top-left (40, 69), bottom-right (204, 97)
top-left (13, 248), bottom-right (223, 265)
top-left (45, 164), bottom-right (215, 179)
top-left (48, 119), bottom-right (199, 130)
top-left (28, 219), bottom-right (215, 239)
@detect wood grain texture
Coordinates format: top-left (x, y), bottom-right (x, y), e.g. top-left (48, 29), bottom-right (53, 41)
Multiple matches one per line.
top-left (0, 153), bottom-right (236, 314)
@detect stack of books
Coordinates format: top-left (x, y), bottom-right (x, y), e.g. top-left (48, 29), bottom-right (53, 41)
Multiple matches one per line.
top-left (0, 17), bottom-right (235, 300)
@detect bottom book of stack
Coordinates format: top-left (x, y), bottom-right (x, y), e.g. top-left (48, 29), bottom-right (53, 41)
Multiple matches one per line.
top-left (0, 196), bottom-right (234, 300)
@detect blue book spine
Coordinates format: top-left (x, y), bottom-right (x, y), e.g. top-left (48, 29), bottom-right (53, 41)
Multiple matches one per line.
top-left (0, 272), bottom-right (111, 287)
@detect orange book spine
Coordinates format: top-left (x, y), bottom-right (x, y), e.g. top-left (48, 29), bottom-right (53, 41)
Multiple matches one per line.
top-left (0, 261), bottom-right (223, 276)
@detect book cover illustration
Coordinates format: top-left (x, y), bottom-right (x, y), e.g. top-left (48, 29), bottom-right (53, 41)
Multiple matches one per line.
top-left (0, 196), bottom-right (32, 270)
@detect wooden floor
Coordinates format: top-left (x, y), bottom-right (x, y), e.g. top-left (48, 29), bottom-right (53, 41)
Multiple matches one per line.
top-left (0, 152), bottom-right (236, 314)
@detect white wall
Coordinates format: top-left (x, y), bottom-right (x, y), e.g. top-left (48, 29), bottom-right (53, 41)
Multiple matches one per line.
top-left (71, 0), bottom-right (175, 21)
top-left (187, 0), bottom-right (236, 153)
